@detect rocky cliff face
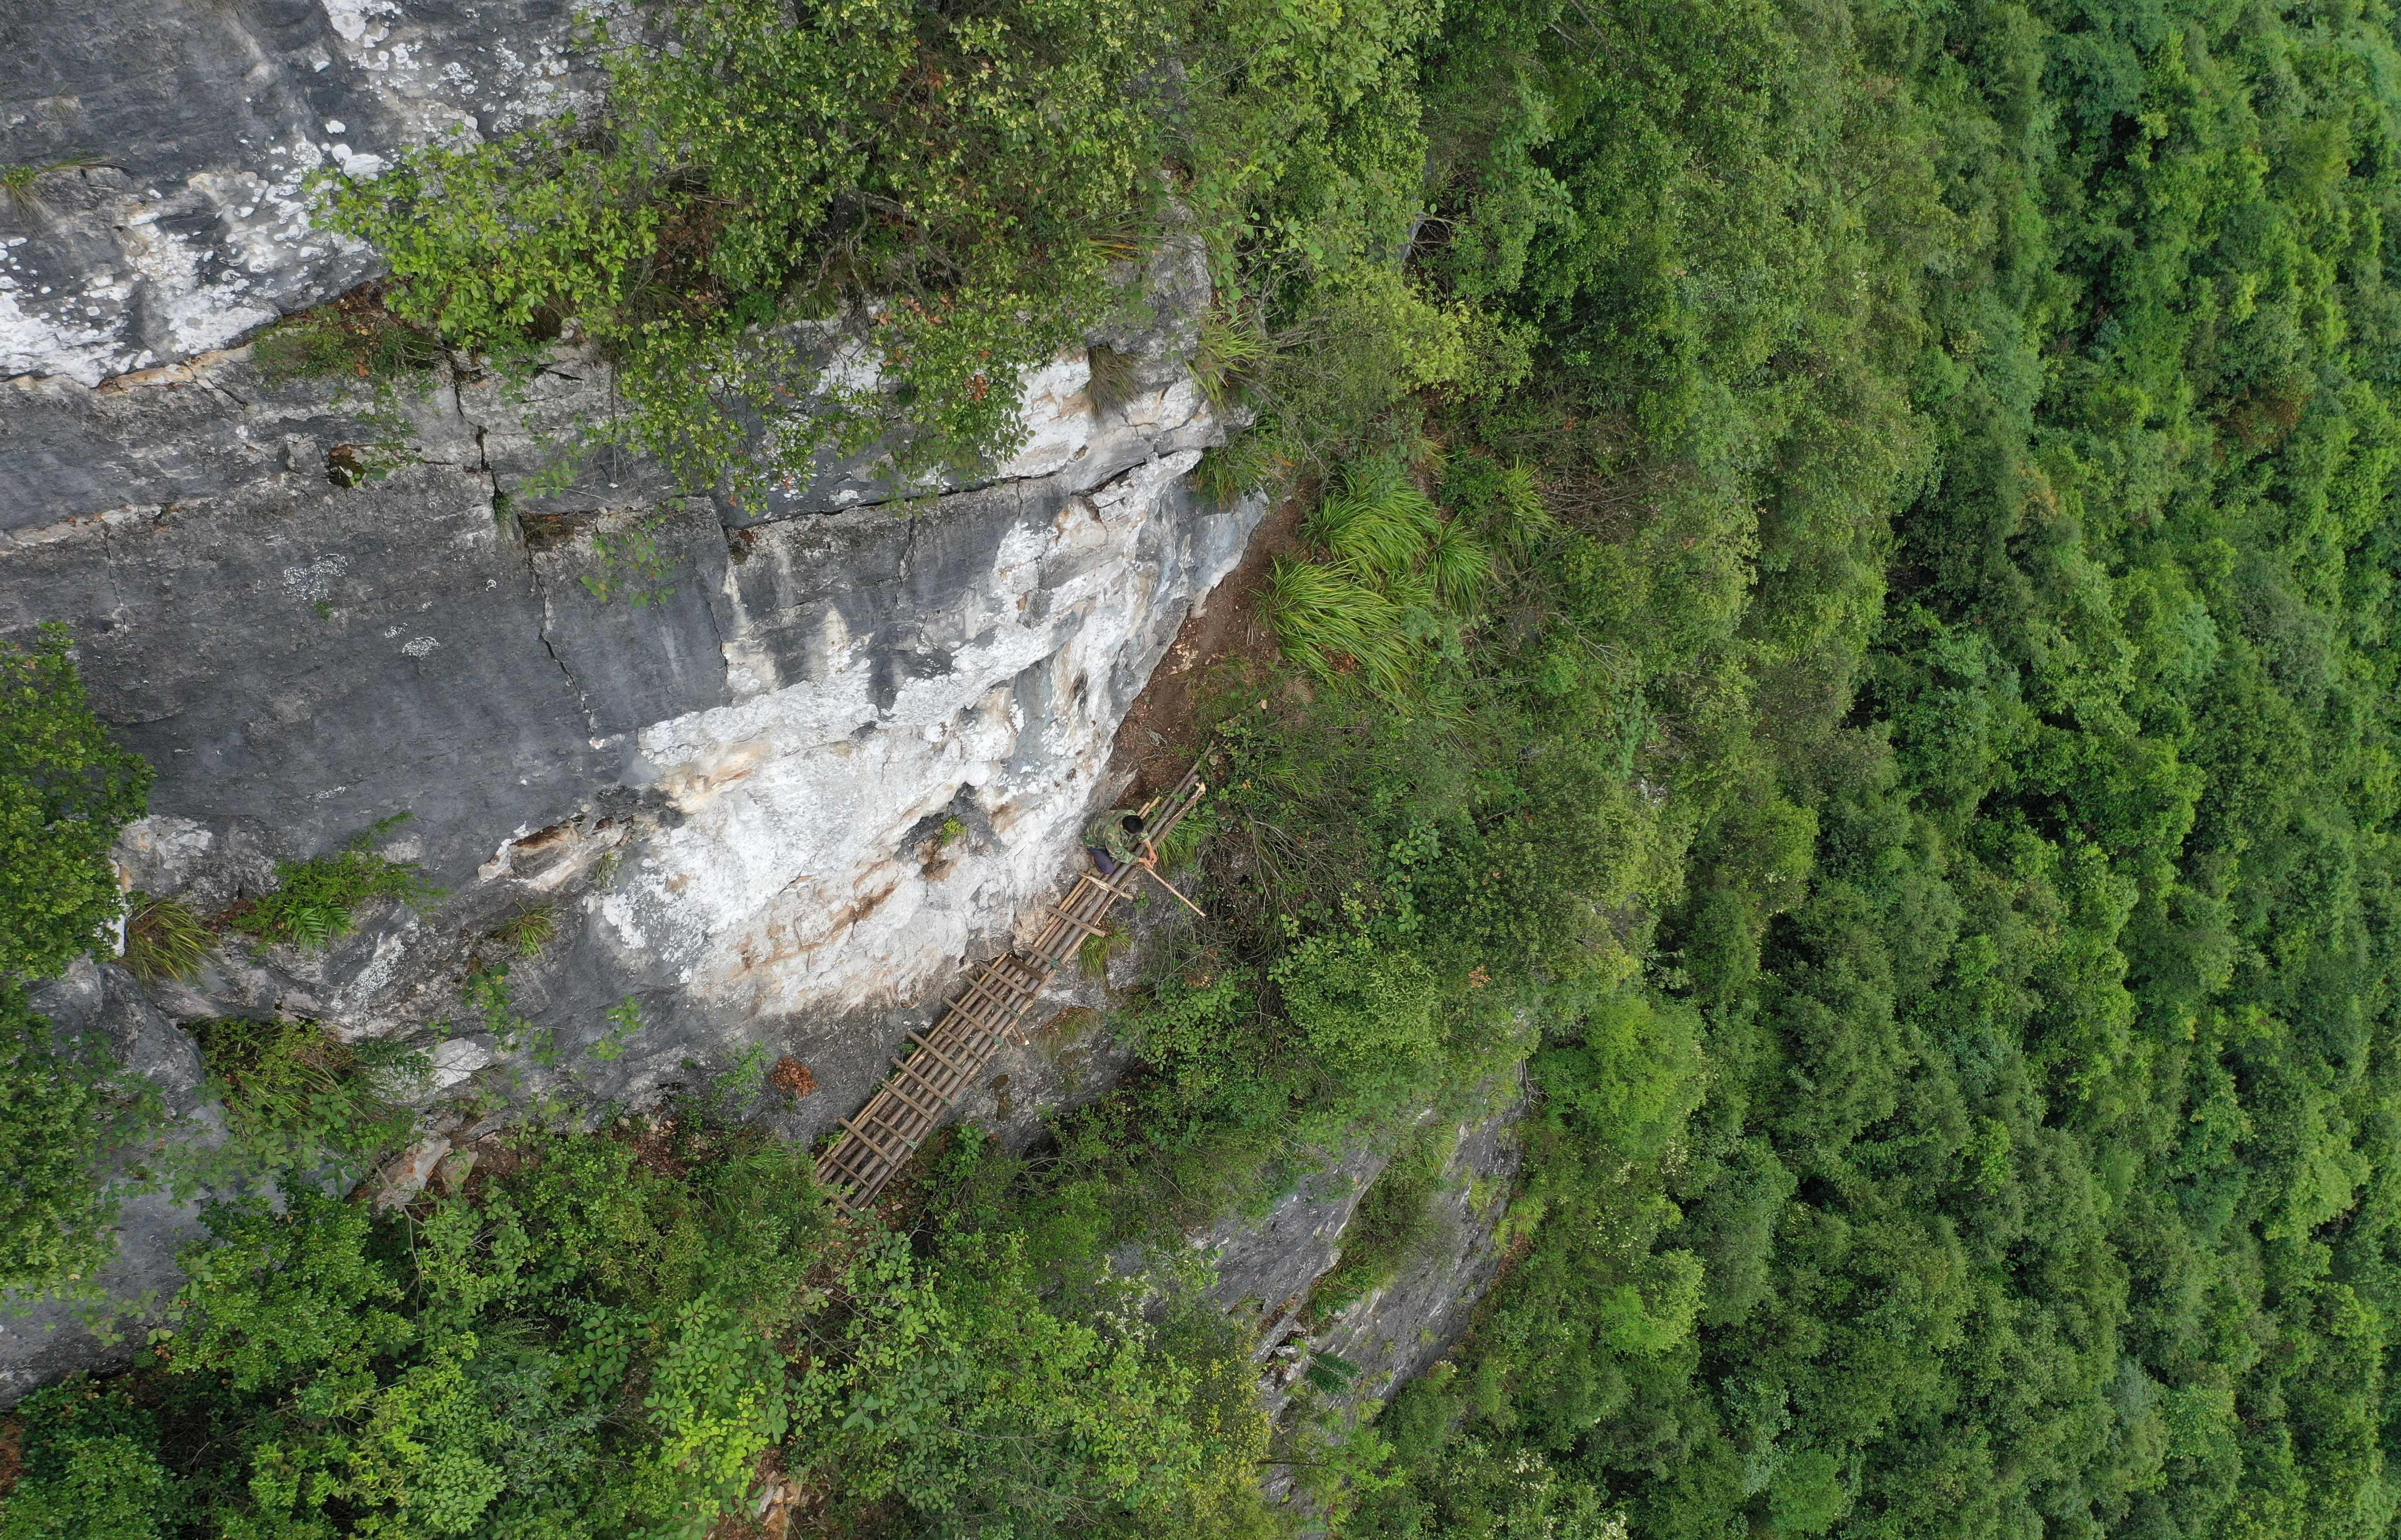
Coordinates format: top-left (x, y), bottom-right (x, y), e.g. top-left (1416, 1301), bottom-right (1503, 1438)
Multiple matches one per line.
top-left (0, 263), bottom-right (1258, 1389)
top-left (0, 0), bottom-right (1519, 1423)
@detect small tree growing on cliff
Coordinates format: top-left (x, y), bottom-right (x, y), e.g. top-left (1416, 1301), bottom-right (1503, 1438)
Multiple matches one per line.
top-left (0, 624), bottom-right (153, 1300)
top-left (0, 623), bottom-right (151, 979)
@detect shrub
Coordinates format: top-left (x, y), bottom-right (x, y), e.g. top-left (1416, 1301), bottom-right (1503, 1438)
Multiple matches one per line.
top-left (321, 0), bottom-right (1167, 505)
top-left (14, 1120), bottom-right (835, 1540)
top-left (1302, 458), bottom-right (1443, 582)
top-left (1272, 927), bottom-right (1442, 1079)
top-left (0, 984), bottom-right (140, 1299)
top-left (0, 1393), bottom-right (173, 1540)
top-left (789, 1229), bottom-right (1274, 1536)
top-left (1529, 991), bottom-right (1707, 1165)
top-left (0, 624), bottom-right (151, 980)
top-left (185, 1016), bottom-right (423, 1179)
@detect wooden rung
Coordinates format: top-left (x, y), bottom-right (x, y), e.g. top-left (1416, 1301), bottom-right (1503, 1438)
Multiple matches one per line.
top-left (840, 1115), bottom-right (908, 1165)
top-left (935, 1006), bottom-right (1007, 1056)
top-left (895, 1050), bottom-right (967, 1097)
top-left (924, 1012), bottom-right (987, 1052)
top-left (954, 971), bottom-right (1034, 1021)
top-left (926, 1029), bottom-right (989, 1071)
top-left (870, 1092), bottom-right (938, 1142)
top-left (899, 1068), bottom-right (965, 1109)
top-left (906, 1030), bottom-right (968, 1076)
top-left (943, 1016), bottom-right (1001, 1058)
top-left (815, 1148), bottom-right (874, 1190)
top-left (881, 1074), bottom-right (946, 1123)
top-left (982, 955), bottom-right (1046, 996)
top-left (852, 1110), bottom-right (916, 1154)
top-left (996, 951), bottom-right (1050, 986)
top-left (965, 960), bottom-right (1039, 1005)
top-left (1047, 902), bottom-right (1111, 937)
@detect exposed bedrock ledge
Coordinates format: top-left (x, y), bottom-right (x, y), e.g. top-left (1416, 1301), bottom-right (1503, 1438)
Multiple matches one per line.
top-left (1203, 1098), bottom-right (1526, 1429)
top-left (0, 324), bottom-right (1258, 1032)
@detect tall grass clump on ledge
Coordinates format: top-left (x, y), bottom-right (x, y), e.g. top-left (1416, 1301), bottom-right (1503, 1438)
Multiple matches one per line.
top-left (123, 893), bottom-right (211, 984)
top-left (1271, 454), bottom-right (1504, 696)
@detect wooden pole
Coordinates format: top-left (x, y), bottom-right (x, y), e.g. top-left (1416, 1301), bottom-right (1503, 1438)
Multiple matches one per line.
top-left (1141, 862), bottom-right (1207, 917)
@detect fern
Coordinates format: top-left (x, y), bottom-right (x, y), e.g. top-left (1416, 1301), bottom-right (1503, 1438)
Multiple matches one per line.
top-left (1302, 1350), bottom-right (1361, 1394)
top-left (188, 1016), bottom-right (423, 1179)
top-left (230, 816), bottom-right (441, 949)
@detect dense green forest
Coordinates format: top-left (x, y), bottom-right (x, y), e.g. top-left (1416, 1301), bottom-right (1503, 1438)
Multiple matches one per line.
top-left (7, 0), bottom-right (2401, 1533)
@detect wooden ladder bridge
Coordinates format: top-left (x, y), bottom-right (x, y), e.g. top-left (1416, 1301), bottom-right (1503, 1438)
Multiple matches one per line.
top-left (813, 764), bottom-right (1208, 1213)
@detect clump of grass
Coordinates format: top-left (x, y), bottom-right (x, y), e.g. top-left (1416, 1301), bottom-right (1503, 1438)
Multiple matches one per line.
top-left (488, 907), bottom-right (558, 959)
top-left (1190, 429), bottom-right (1290, 503)
top-left (1151, 800), bottom-right (1217, 871)
top-left (188, 1016), bottom-right (423, 1177)
top-left (1303, 457), bottom-right (1442, 580)
top-left (1191, 303), bottom-right (1267, 413)
top-left (1077, 922), bottom-right (1134, 980)
top-left (253, 286), bottom-right (444, 385)
top-left (1268, 558), bottom-right (1415, 694)
top-left (1271, 454), bottom-right (1501, 696)
top-left (1423, 517), bottom-right (1495, 609)
top-left (124, 892), bottom-right (212, 983)
top-left (0, 158), bottom-right (97, 220)
top-left (229, 815), bottom-right (440, 949)
top-left (1086, 343), bottom-right (1141, 416)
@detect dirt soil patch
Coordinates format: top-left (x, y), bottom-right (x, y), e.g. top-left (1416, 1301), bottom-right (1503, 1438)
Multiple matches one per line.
top-left (1108, 495), bottom-right (1303, 799)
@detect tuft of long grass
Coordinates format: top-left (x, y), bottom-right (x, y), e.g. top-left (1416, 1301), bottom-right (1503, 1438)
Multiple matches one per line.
top-left (1304, 457), bottom-right (1442, 582)
top-left (1191, 304), bottom-right (1267, 412)
top-left (1424, 518), bottom-right (1495, 611)
top-left (1085, 343), bottom-right (1141, 416)
top-left (253, 291), bottom-right (444, 385)
top-left (125, 893), bottom-right (213, 984)
top-left (1152, 799), bottom-right (1217, 871)
top-left (489, 907), bottom-right (558, 959)
top-left (1268, 557), bottom-right (1416, 696)
top-left (1192, 428), bottom-right (1290, 504)
top-left (1077, 922), bottom-right (1134, 980)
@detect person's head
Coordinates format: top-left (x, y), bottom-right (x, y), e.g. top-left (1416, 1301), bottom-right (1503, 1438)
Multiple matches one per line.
top-left (1121, 814), bottom-right (1146, 836)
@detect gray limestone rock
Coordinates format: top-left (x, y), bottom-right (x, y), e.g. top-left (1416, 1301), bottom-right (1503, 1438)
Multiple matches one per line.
top-left (0, 0), bottom-right (599, 383)
top-left (1201, 1096), bottom-right (1527, 1425)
